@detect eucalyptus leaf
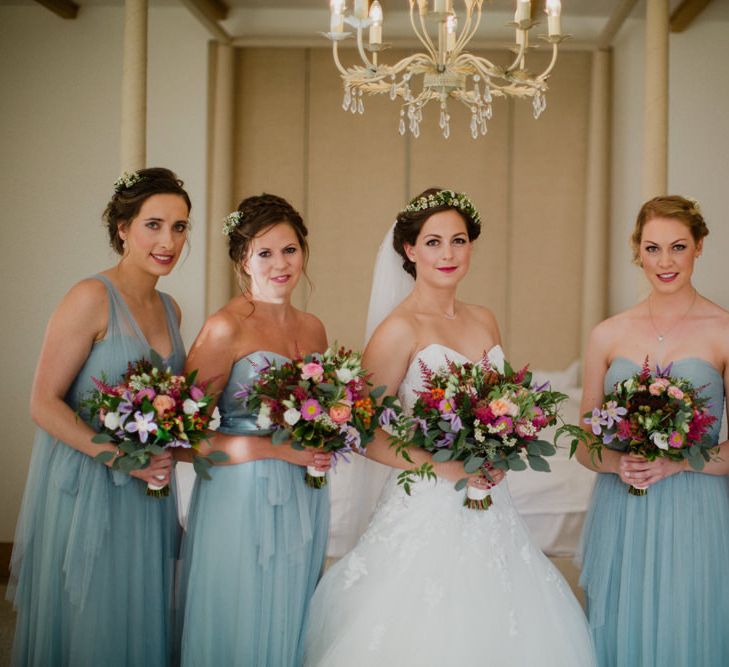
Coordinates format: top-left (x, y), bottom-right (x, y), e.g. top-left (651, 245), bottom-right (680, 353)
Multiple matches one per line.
top-left (463, 456), bottom-right (485, 474)
top-left (454, 477), bottom-right (468, 491)
top-left (271, 428), bottom-right (292, 445)
top-left (149, 349), bottom-right (165, 370)
top-left (437, 420), bottom-right (452, 433)
top-left (147, 444), bottom-right (165, 456)
top-left (92, 433), bottom-right (115, 444)
top-left (507, 457), bottom-right (527, 471)
top-left (192, 457), bottom-right (212, 481)
top-left (432, 449), bottom-right (453, 463)
top-left (369, 385), bottom-right (386, 399)
top-left (95, 450), bottom-right (115, 464)
top-left (527, 455), bottom-right (551, 472)
top-left (205, 450), bottom-right (229, 463)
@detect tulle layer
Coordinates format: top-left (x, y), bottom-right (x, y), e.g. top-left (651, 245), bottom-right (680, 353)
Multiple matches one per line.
top-left (8, 430), bottom-right (180, 667)
top-left (580, 472), bottom-right (729, 666)
top-left (305, 476), bottom-right (595, 666)
top-left (177, 459), bottom-right (330, 666)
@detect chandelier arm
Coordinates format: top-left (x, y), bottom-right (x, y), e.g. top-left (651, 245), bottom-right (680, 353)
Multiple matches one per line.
top-left (355, 25), bottom-right (377, 70)
top-left (505, 37), bottom-right (528, 74)
top-left (332, 41), bottom-right (350, 76)
top-left (537, 42), bottom-right (559, 81)
top-left (354, 53), bottom-right (432, 87)
top-left (409, 2), bottom-right (438, 62)
top-left (454, 2), bottom-right (480, 55)
top-left (418, 9), bottom-right (439, 63)
top-left (457, 53), bottom-right (499, 77)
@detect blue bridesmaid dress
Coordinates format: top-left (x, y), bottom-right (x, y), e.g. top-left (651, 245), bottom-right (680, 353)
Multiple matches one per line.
top-left (580, 357), bottom-right (729, 666)
top-left (8, 274), bottom-right (185, 667)
top-left (177, 351), bottom-right (331, 667)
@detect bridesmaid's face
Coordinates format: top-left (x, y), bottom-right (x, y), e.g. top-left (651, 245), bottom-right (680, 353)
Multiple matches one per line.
top-left (242, 222), bottom-right (304, 302)
top-left (119, 193), bottom-right (190, 277)
top-left (404, 209), bottom-right (472, 285)
top-left (639, 216), bottom-right (702, 295)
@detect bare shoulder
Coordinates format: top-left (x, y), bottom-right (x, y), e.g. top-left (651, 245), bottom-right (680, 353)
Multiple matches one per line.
top-left (297, 309), bottom-right (327, 338)
top-left (195, 306), bottom-right (242, 348)
top-left (368, 308), bottom-right (418, 351)
top-left (462, 302), bottom-right (499, 328)
top-left (55, 278), bottom-right (109, 328)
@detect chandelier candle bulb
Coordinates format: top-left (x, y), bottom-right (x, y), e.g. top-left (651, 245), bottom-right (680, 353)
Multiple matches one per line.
top-left (546, 0), bottom-right (561, 37)
top-left (446, 14), bottom-right (457, 51)
top-left (354, 0), bottom-right (368, 20)
top-left (330, 0), bottom-right (345, 32)
top-left (369, 0), bottom-right (383, 44)
top-left (514, 0), bottom-right (530, 23)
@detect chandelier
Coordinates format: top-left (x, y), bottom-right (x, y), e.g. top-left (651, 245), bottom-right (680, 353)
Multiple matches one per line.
top-left (324, 0), bottom-right (566, 139)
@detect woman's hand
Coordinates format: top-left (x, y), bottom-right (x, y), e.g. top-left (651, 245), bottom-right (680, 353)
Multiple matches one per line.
top-left (618, 453), bottom-right (686, 488)
top-left (129, 451), bottom-right (174, 486)
top-left (276, 447), bottom-right (333, 471)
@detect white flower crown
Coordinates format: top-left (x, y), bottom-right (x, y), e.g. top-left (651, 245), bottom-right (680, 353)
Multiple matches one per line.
top-left (113, 171), bottom-right (145, 193)
top-left (222, 211), bottom-right (245, 236)
top-left (402, 189), bottom-right (481, 226)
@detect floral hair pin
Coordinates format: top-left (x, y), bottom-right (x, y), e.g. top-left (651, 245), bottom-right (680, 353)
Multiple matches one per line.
top-left (222, 211), bottom-right (245, 236)
top-left (402, 189), bottom-right (481, 226)
top-left (113, 171), bottom-right (145, 193)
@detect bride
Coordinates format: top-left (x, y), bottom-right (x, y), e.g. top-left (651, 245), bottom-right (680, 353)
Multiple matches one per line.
top-left (304, 188), bottom-right (596, 666)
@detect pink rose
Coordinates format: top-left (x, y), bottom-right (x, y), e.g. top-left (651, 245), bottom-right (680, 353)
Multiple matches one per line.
top-left (329, 402), bottom-right (352, 424)
top-left (648, 382), bottom-right (666, 396)
top-left (153, 394), bottom-right (176, 417)
top-left (489, 397), bottom-right (518, 417)
top-left (301, 362), bottom-right (324, 383)
top-left (667, 385), bottom-right (684, 400)
top-left (135, 387), bottom-right (156, 403)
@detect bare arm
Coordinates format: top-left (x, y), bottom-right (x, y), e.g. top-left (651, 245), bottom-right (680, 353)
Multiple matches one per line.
top-left (30, 280), bottom-right (172, 485)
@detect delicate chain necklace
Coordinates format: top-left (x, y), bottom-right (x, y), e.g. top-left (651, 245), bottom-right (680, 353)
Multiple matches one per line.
top-left (648, 289), bottom-right (697, 343)
top-left (414, 296), bottom-right (457, 320)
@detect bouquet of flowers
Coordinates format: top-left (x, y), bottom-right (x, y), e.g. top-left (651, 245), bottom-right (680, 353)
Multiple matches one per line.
top-left (83, 352), bottom-right (226, 496)
top-left (386, 354), bottom-right (565, 509)
top-left (240, 346), bottom-right (392, 488)
top-left (559, 357), bottom-right (717, 496)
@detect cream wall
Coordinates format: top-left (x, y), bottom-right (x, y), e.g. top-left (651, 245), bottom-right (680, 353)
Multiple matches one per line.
top-left (233, 47), bottom-right (592, 372)
top-left (0, 5), bottom-right (209, 541)
top-left (610, 8), bottom-right (729, 315)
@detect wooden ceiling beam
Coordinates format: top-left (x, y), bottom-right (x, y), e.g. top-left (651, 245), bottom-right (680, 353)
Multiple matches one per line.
top-left (33, 0), bottom-right (79, 19)
top-left (179, 0), bottom-right (231, 43)
top-left (670, 0), bottom-right (713, 32)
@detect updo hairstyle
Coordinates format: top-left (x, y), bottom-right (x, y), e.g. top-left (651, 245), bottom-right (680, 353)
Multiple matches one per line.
top-left (393, 187), bottom-right (481, 278)
top-left (631, 195), bottom-right (709, 265)
top-left (227, 193), bottom-right (309, 289)
top-left (103, 167), bottom-right (191, 254)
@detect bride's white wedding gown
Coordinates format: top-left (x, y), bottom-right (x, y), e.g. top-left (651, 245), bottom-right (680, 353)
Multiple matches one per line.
top-left (304, 344), bottom-right (596, 666)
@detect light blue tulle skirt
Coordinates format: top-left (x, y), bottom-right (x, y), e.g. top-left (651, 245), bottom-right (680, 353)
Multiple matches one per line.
top-left (580, 471), bottom-right (729, 666)
top-left (177, 459), bottom-right (330, 666)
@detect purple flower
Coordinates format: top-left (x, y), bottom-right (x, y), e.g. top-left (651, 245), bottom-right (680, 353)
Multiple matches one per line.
top-left (603, 401), bottom-right (627, 428)
top-left (584, 408), bottom-right (606, 436)
top-left (124, 411), bottom-right (157, 444)
top-left (233, 383), bottom-right (251, 401)
top-left (533, 380), bottom-right (551, 393)
top-left (443, 412), bottom-right (463, 432)
top-left (414, 417), bottom-right (429, 434)
top-left (435, 432), bottom-right (456, 448)
top-left (341, 423), bottom-right (361, 450)
top-left (378, 407), bottom-right (398, 427)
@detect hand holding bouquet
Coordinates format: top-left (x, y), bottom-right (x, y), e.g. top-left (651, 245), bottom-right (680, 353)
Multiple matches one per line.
top-left (84, 352), bottom-right (226, 496)
top-left (387, 354), bottom-right (565, 509)
top-left (241, 346), bottom-right (392, 488)
top-left (559, 357), bottom-right (717, 495)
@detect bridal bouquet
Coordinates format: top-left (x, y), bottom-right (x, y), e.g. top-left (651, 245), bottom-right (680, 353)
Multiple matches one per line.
top-left (559, 357), bottom-right (717, 496)
top-left (83, 353), bottom-right (225, 496)
top-left (387, 354), bottom-right (564, 509)
top-left (240, 346), bottom-right (392, 488)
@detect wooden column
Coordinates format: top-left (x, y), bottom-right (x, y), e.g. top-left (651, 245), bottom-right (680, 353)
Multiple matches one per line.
top-left (581, 49), bottom-right (612, 353)
top-left (642, 0), bottom-right (669, 199)
top-left (205, 42), bottom-right (235, 315)
top-left (120, 0), bottom-right (148, 172)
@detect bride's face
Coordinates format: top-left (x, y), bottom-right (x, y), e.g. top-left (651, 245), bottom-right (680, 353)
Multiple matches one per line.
top-left (404, 209), bottom-right (472, 285)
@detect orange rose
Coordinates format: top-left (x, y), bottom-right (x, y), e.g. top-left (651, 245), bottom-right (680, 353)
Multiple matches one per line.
top-left (329, 402), bottom-right (352, 424)
top-left (153, 394), bottom-right (176, 417)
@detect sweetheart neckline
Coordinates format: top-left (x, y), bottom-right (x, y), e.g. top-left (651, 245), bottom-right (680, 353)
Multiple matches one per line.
top-left (610, 355), bottom-right (723, 379)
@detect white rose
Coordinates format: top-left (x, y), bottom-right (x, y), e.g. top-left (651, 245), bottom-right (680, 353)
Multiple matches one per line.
top-left (283, 408), bottom-right (301, 426)
top-left (256, 404), bottom-right (272, 430)
top-left (183, 398), bottom-right (199, 415)
top-left (335, 368), bottom-right (355, 384)
top-left (103, 411), bottom-right (121, 430)
top-left (651, 431), bottom-right (669, 450)
top-left (209, 406), bottom-right (221, 431)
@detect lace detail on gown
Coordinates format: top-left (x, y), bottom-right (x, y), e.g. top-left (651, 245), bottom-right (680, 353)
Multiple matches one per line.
top-left (304, 344), bottom-right (595, 666)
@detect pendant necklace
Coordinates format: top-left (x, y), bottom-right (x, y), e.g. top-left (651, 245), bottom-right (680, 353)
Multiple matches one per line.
top-left (648, 289), bottom-right (697, 343)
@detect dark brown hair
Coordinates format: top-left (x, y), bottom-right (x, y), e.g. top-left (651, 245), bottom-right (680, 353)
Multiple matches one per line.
top-left (393, 187), bottom-right (481, 278)
top-left (227, 193), bottom-right (309, 289)
top-left (631, 195), bottom-right (708, 264)
top-left (103, 167), bottom-right (191, 254)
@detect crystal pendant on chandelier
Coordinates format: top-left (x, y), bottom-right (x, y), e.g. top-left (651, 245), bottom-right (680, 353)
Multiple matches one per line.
top-left (323, 0), bottom-right (567, 139)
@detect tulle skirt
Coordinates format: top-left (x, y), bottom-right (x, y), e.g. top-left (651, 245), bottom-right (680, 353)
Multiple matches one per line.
top-left (580, 472), bottom-right (729, 666)
top-left (8, 430), bottom-right (180, 667)
top-left (304, 475), bottom-right (595, 666)
top-left (177, 459), bottom-right (330, 666)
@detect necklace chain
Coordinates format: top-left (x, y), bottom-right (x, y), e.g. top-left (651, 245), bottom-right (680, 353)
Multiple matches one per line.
top-left (648, 289), bottom-right (697, 343)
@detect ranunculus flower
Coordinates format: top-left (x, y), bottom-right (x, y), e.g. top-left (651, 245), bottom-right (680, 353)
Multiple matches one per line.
top-left (489, 397), bottom-right (518, 417)
top-left (667, 385), bottom-right (684, 400)
top-left (649, 382), bottom-right (667, 396)
top-left (301, 362), bottom-right (324, 383)
top-left (301, 399), bottom-right (322, 421)
top-left (153, 394), bottom-right (176, 417)
top-left (284, 407), bottom-right (302, 426)
top-left (651, 431), bottom-right (669, 450)
top-left (335, 367), bottom-right (355, 384)
top-left (135, 387), bottom-right (156, 403)
top-left (329, 402), bottom-right (352, 424)
top-left (189, 385), bottom-right (204, 401)
top-left (103, 411), bottom-right (122, 430)
top-left (256, 404), bottom-right (273, 429)
top-left (182, 398), bottom-right (199, 415)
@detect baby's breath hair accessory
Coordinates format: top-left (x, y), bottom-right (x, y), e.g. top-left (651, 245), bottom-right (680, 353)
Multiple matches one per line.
top-left (686, 196), bottom-right (702, 217)
top-left (113, 171), bottom-right (145, 193)
top-left (222, 211), bottom-right (245, 236)
top-left (402, 189), bottom-right (481, 225)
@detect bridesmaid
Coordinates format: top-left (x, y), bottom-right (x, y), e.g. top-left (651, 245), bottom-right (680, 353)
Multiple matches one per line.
top-left (177, 194), bottom-right (332, 666)
top-left (576, 195), bottom-right (729, 666)
top-left (8, 168), bottom-right (191, 666)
